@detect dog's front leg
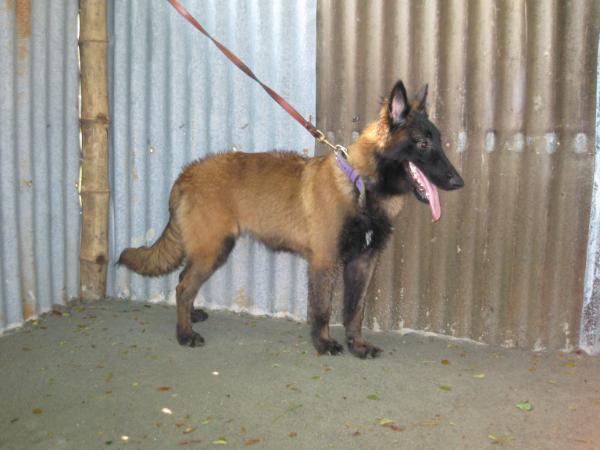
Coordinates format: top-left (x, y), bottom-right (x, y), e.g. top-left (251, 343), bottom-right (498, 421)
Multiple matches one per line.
top-left (308, 265), bottom-right (343, 355)
top-left (343, 254), bottom-right (382, 358)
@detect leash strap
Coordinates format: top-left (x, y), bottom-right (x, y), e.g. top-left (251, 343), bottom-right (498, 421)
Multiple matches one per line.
top-left (167, 0), bottom-right (321, 140)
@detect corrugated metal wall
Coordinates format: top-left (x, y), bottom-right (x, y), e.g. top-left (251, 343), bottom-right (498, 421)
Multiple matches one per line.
top-left (581, 33), bottom-right (600, 356)
top-left (0, 0), bottom-right (81, 333)
top-left (107, 0), bottom-right (316, 318)
top-left (318, 0), bottom-right (600, 351)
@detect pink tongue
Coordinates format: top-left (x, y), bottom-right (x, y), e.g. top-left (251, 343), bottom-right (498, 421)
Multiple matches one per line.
top-left (409, 162), bottom-right (441, 222)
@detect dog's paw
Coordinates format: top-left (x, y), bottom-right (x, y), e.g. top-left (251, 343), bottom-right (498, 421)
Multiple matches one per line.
top-left (314, 338), bottom-right (344, 356)
top-left (190, 308), bottom-right (209, 323)
top-left (348, 340), bottom-right (382, 359)
top-left (176, 329), bottom-right (205, 348)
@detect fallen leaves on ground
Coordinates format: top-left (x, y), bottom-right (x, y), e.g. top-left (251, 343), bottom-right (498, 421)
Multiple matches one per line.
top-left (288, 432), bottom-right (298, 438)
top-left (367, 394), bottom-right (380, 401)
top-left (438, 385), bottom-right (452, 392)
top-left (378, 417), bottom-right (405, 432)
top-left (515, 401), bottom-right (532, 411)
top-left (32, 408), bottom-right (43, 415)
top-left (244, 438), bottom-right (260, 446)
top-left (212, 437), bottom-right (227, 445)
top-left (157, 386), bottom-right (172, 392)
top-left (178, 439), bottom-right (203, 446)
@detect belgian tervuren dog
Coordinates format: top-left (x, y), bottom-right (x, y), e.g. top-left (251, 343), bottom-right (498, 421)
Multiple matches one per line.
top-left (119, 80), bottom-right (464, 358)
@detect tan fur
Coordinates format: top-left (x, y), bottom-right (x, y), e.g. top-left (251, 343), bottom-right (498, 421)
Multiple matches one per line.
top-left (119, 109), bottom-right (398, 276)
top-left (118, 220), bottom-right (184, 277)
top-left (119, 102), bottom-right (404, 278)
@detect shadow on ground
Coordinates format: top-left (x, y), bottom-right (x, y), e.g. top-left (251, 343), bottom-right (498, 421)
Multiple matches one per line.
top-left (0, 299), bottom-right (599, 449)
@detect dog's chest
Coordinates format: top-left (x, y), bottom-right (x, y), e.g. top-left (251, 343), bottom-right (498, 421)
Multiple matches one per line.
top-left (338, 201), bottom-right (393, 262)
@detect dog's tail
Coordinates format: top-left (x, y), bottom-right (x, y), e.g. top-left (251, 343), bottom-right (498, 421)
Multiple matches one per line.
top-left (118, 217), bottom-right (184, 277)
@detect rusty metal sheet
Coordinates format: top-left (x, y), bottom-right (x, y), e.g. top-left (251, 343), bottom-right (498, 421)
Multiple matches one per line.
top-left (317, 0), bottom-right (600, 351)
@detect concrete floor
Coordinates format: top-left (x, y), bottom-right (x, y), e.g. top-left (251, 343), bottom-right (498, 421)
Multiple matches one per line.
top-left (0, 299), bottom-right (599, 450)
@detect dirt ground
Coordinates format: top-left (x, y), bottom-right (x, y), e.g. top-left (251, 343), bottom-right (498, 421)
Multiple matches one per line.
top-left (0, 299), bottom-right (599, 450)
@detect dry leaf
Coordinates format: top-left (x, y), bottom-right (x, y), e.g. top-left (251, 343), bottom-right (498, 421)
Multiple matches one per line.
top-left (157, 386), bottom-right (172, 392)
top-left (244, 438), bottom-right (260, 446)
top-left (32, 408), bottom-right (43, 415)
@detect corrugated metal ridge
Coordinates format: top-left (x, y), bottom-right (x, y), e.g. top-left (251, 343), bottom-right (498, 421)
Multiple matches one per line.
top-left (580, 32), bottom-right (600, 356)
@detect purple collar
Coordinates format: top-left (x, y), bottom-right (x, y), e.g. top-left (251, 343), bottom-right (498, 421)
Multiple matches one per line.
top-left (335, 154), bottom-right (366, 200)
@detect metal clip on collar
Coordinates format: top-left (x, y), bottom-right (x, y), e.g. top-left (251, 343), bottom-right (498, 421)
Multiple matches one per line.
top-left (316, 130), bottom-right (349, 159)
top-left (334, 144), bottom-right (349, 160)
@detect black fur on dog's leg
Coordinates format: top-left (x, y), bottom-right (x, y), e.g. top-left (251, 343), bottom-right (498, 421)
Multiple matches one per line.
top-left (308, 265), bottom-right (342, 355)
top-left (176, 324), bottom-right (205, 347)
top-left (190, 308), bottom-right (208, 323)
top-left (347, 337), bottom-right (382, 359)
top-left (315, 338), bottom-right (344, 355)
top-left (343, 253), bottom-right (382, 359)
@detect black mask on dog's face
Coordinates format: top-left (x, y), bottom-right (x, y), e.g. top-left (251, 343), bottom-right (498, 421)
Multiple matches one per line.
top-left (377, 80), bottom-right (464, 221)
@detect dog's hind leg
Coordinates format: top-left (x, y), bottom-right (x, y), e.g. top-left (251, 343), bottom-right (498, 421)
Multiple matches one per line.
top-left (177, 267), bottom-right (209, 323)
top-left (190, 308), bottom-right (209, 323)
top-left (343, 254), bottom-right (382, 358)
top-left (308, 264), bottom-right (343, 355)
top-left (176, 237), bottom-right (235, 347)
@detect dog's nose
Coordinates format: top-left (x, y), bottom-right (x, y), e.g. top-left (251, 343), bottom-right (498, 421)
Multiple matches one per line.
top-left (448, 175), bottom-right (464, 189)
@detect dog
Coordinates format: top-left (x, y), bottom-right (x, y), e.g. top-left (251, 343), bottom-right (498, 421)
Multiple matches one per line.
top-left (118, 80), bottom-right (464, 358)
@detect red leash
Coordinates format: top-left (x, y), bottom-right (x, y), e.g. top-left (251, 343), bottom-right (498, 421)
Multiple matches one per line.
top-left (167, 0), bottom-right (324, 141)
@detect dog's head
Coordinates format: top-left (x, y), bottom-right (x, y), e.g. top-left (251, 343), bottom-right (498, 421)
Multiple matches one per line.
top-left (372, 80), bottom-right (464, 221)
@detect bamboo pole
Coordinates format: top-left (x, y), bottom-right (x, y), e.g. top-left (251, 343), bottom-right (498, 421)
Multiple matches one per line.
top-left (79, 0), bottom-right (109, 300)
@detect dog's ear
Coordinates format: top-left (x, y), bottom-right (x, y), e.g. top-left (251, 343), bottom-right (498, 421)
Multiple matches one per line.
top-left (412, 84), bottom-right (428, 113)
top-left (388, 80), bottom-right (410, 127)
